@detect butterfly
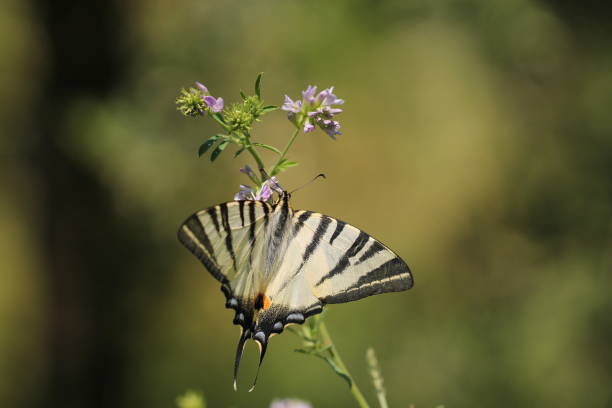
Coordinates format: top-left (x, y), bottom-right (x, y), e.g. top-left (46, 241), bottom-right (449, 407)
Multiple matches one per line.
top-left (177, 190), bottom-right (413, 390)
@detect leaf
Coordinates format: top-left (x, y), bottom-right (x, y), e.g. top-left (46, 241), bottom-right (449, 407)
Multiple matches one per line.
top-left (270, 158), bottom-right (299, 176)
top-left (234, 147), bottom-right (245, 158)
top-left (321, 356), bottom-right (352, 388)
top-left (255, 72), bottom-right (263, 99)
top-left (261, 105), bottom-right (278, 113)
top-left (198, 135), bottom-right (223, 157)
top-left (240, 90), bottom-right (247, 100)
top-left (278, 159), bottom-right (299, 169)
top-left (210, 140), bottom-right (230, 161)
top-left (252, 142), bottom-right (281, 154)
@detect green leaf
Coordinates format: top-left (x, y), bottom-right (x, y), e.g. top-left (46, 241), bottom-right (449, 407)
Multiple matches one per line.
top-left (252, 142), bottom-right (281, 154)
top-left (255, 72), bottom-right (263, 99)
top-left (270, 158), bottom-right (300, 176)
top-left (234, 147), bottom-right (246, 158)
top-left (198, 135), bottom-right (223, 157)
top-left (278, 159), bottom-right (298, 169)
top-left (322, 356), bottom-right (352, 388)
top-left (239, 90), bottom-right (247, 100)
top-left (210, 140), bottom-right (230, 161)
top-left (261, 105), bottom-right (278, 113)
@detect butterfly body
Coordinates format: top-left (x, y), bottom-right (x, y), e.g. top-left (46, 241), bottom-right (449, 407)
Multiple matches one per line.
top-left (178, 191), bottom-right (412, 389)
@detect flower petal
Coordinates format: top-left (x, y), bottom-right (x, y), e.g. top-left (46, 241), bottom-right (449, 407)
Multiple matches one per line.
top-left (302, 85), bottom-right (317, 104)
top-left (239, 165), bottom-right (257, 180)
top-left (255, 183), bottom-right (272, 201)
top-left (195, 81), bottom-right (208, 94)
top-left (304, 122), bottom-right (315, 133)
top-left (204, 96), bottom-right (224, 112)
top-left (234, 185), bottom-right (255, 201)
top-left (282, 95), bottom-right (302, 113)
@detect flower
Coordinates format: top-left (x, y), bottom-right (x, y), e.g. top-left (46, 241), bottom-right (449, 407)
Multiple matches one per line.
top-left (234, 185), bottom-right (255, 201)
top-left (204, 95), bottom-right (224, 112)
top-left (195, 81), bottom-right (208, 94)
top-left (281, 85), bottom-right (344, 139)
top-left (239, 164), bottom-right (257, 180)
top-left (303, 122), bottom-right (315, 133)
top-left (282, 95), bottom-right (302, 121)
top-left (234, 176), bottom-right (282, 202)
top-left (269, 399), bottom-right (312, 408)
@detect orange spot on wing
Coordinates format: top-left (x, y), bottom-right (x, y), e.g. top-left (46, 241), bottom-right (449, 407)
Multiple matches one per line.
top-left (263, 295), bottom-right (271, 310)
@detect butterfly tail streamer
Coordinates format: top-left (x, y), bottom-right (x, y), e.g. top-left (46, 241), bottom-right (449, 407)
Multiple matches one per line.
top-left (248, 334), bottom-right (269, 392)
top-left (233, 328), bottom-right (251, 391)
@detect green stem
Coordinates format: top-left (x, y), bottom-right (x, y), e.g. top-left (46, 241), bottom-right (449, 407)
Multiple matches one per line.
top-left (246, 145), bottom-right (267, 181)
top-left (269, 127), bottom-right (300, 175)
top-left (319, 320), bottom-right (371, 408)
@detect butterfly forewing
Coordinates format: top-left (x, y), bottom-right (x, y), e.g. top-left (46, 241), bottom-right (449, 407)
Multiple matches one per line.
top-left (273, 210), bottom-right (413, 305)
top-left (178, 200), bottom-right (272, 284)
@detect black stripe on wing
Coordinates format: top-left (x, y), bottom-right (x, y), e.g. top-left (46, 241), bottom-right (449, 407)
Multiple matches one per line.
top-left (329, 220), bottom-right (346, 245)
top-left (177, 214), bottom-right (227, 284)
top-left (315, 231), bottom-right (370, 286)
top-left (207, 207), bottom-right (221, 235)
top-left (321, 257), bottom-right (412, 303)
top-left (219, 203), bottom-right (238, 271)
top-left (277, 213), bottom-right (332, 294)
top-left (292, 210), bottom-right (313, 236)
top-left (355, 241), bottom-right (385, 265)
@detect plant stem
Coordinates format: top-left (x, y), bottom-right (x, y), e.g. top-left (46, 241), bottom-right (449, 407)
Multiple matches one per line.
top-left (366, 348), bottom-right (389, 408)
top-left (318, 320), bottom-right (371, 408)
top-left (270, 127), bottom-right (300, 174)
top-left (246, 145), bottom-right (267, 181)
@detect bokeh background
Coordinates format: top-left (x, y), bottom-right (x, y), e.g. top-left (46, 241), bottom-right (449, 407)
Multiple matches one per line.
top-left (1, 0), bottom-right (611, 407)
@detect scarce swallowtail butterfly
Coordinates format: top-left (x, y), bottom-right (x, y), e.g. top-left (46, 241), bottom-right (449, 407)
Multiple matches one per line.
top-left (178, 190), bottom-right (413, 390)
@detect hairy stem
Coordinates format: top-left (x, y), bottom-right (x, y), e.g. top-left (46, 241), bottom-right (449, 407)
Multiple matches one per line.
top-left (319, 320), bottom-right (371, 408)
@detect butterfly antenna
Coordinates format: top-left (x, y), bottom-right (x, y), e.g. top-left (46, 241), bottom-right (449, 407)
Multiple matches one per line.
top-left (290, 173), bottom-right (326, 194)
top-left (233, 328), bottom-right (250, 391)
top-left (248, 334), bottom-right (269, 392)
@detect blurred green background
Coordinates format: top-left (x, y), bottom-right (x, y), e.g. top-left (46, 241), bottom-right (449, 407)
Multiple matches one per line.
top-left (1, 0), bottom-right (611, 407)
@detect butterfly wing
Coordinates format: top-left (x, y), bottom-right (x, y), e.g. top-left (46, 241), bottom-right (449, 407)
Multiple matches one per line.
top-left (299, 210), bottom-right (413, 303)
top-left (251, 209), bottom-right (413, 358)
top-left (260, 210), bottom-right (412, 310)
top-left (178, 198), bottom-right (413, 391)
top-left (177, 200), bottom-right (274, 389)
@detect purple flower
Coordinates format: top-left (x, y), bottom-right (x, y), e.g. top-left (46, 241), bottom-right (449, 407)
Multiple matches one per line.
top-left (204, 96), bottom-right (224, 112)
top-left (269, 399), bottom-right (312, 408)
top-left (239, 165), bottom-right (257, 180)
top-left (282, 85), bottom-right (344, 139)
top-left (302, 85), bottom-right (317, 104)
top-left (257, 182), bottom-right (273, 201)
top-left (319, 119), bottom-right (342, 139)
top-left (282, 95), bottom-right (302, 113)
top-left (195, 81), bottom-right (208, 94)
top-left (303, 122), bottom-right (315, 133)
top-left (316, 86), bottom-right (344, 106)
top-left (234, 185), bottom-right (255, 201)
top-left (266, 176), bottom-right (283, 194)
top-left (234, 177), bottom-right (283, 202)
